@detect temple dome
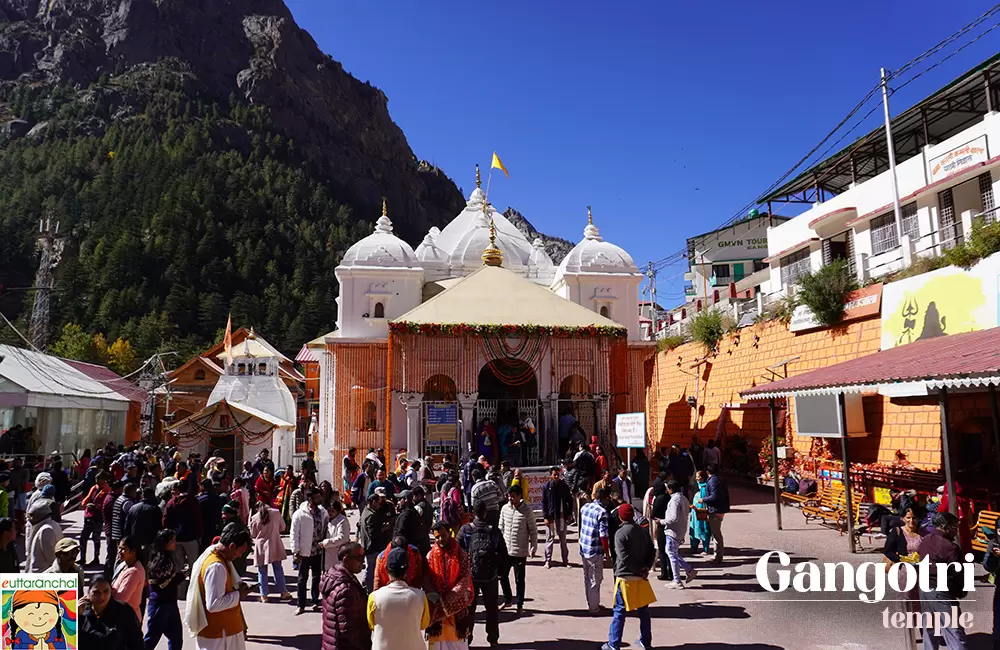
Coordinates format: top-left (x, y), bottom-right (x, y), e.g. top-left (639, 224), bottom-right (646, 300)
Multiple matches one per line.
top-left (553, 212), bottom-right (639, 281)
top-left (528, 237), bottom-right (554, 268)
top-left (449, 209), bottom-right (528, 271)
top-left (339, 213), bottom-right (420, 269)
top-left (415, 226), bottom-right (448, 268)
top-left (434, 187), bottom-right (533, 266)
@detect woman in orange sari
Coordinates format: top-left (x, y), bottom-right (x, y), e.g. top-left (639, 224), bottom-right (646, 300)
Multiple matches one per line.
top-left (276, 465), bottom-right (298, 528)
top-left (426, 522), bottom-right (473, 650)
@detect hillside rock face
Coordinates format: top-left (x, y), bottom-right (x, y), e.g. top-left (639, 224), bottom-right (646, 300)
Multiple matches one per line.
top-left (0, 0), bottom-right (465, 241)
top-left (503, 207), bottom-right (573, 264)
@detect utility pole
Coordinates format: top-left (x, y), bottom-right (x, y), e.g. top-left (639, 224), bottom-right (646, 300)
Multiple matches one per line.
top-left (138, 353), bottom-right (175, 442)
top-left (880, 67), bottom-right (912, 266)
top-left (645, 262), bottom-right (659, 339)
top-left (28, 215), bottom-right (65, 350)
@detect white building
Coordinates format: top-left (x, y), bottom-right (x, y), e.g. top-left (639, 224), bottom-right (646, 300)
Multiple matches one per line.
top-left (0, 344), bottom-right (130, 457)
top-left (310, 173), bottom-right (650, 486)
top-left (167, 333), bottom-right (297, 470)
top-left (657, 214), bottom-right (786, 338)
top-left (761, 55), bottom-right (1000, 297)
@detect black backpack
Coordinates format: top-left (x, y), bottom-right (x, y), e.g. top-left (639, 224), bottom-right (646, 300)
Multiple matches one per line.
top-left (468, 525), bottom-right (497, 581)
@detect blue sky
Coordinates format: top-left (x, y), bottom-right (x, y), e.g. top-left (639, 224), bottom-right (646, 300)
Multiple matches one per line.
top-left (285, 0), bottom-right (1000, 303)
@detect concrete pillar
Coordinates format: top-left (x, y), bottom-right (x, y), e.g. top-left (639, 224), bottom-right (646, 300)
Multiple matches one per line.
top-left (960, 209), bottom-right (975, 244)
top-left (458, 392), bottom-right (478, 457)
top-left (403, 392), bottom-right (423, 459)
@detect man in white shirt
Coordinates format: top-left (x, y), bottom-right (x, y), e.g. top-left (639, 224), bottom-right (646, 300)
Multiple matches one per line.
top-left (185, 525), bottom-right (252, 650)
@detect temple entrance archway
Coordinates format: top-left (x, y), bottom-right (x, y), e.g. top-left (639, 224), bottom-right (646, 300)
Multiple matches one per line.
top-left (476, 360), bottom-right (543, 465)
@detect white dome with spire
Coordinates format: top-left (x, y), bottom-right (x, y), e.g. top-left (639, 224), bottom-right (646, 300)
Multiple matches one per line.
top-left (449, 207), bottom-right (528, 273)
top-left (415, 226), bottom-right (448, 269)
top-left (528, 237), bottom-right (554, 268)
top-left (339, 209), bottom-right (420, 270)
top-left (553, 209), bottom-right (640, 281)
top-left (434, 184), bottom-right (534, 268)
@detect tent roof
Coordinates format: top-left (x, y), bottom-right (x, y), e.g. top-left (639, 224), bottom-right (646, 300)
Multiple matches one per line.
top-left (392, 264), bottom-right (623, 329)
top-left (167, 398), bottom-right (294, 431)
top-left (0, 344), bottom-right (130, 402)
top-left (741, 327), bottom-right (1000, 399)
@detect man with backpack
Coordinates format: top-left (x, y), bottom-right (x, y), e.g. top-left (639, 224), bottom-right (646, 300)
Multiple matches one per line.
top-left (470, 468), bottom-right (504, 528)
top-left (459, 500), bottom-right (509, 648)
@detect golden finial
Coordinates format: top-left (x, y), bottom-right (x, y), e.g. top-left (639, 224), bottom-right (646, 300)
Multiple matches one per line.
top-left (481, 217), bottom-right (503, 267)
top-left (382, 197), bottom-right (388, 217)
top-left (587, 205), bottom-right (593, 225)
top-left (475, 164), bottom-right (481, 189)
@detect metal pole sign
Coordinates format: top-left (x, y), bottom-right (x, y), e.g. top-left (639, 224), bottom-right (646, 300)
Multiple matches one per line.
top-left (615, 412), bottom-right (646, 448)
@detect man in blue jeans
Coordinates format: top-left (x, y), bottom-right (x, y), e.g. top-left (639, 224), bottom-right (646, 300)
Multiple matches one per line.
top-left (603, 503), bottom-right (655, 650)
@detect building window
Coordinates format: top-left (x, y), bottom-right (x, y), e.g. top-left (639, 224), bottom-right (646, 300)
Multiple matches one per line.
top-left (780, 248), bottom-right (811, 288)
top-left (901, 202), bottom-right (919, 240)
top-left (194, 369), bottom-right (206, 381)
top-left (870, 212), bottom-right (899, 255)
top-left (711, 264), bottom-right (730, 281)
top-left (599, 305), bottom-right (609, 318)
top-left (372, 302), bottom-right (385, 318)
top-left (980, 172), bottom-right (995, 222)
top-left (753, 260), bottom-right (767, 273)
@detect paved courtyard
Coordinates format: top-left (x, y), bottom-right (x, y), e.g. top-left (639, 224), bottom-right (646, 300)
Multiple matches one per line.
top-left (68, 483), bottom-right (995, 649)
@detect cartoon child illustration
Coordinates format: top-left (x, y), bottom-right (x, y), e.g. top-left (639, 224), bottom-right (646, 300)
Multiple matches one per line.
top-left (9, 590), bottom-right (67, 649)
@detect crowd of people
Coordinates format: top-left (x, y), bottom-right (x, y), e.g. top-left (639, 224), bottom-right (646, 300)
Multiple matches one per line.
top-left (0, 431), bottom-right (739, 650)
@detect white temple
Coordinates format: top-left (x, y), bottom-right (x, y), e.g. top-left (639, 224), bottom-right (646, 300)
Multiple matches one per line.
top-left (312, 168), bottom-right (650, 487)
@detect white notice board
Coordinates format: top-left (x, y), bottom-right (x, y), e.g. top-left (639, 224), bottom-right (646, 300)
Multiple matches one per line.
top-left (615, 412), bottom-right (646, 448)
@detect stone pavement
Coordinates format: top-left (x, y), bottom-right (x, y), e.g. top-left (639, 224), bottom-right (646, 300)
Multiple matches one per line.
top-left (63, 484), bottom-right (994, 649)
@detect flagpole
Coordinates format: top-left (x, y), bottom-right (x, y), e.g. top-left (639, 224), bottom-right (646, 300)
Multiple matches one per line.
top-left (485, 166), bottom-right (494, 201)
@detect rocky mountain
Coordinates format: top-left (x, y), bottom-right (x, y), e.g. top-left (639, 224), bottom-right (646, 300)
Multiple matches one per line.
top-left (0, 0), bottom-right (559, 357)
top-left (503, 207), bottom-right (573, 264)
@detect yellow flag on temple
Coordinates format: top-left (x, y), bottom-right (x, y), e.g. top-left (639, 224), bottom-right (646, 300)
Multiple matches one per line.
top-left (491, 151), bottom-right (508, 178)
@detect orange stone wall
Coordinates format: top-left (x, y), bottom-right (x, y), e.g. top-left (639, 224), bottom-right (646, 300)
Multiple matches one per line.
top-left (646, 317), bottom-right (950, 471)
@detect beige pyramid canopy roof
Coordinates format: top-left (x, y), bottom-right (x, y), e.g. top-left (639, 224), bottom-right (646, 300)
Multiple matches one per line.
top-left (393, 264), bottom-right (622, 329)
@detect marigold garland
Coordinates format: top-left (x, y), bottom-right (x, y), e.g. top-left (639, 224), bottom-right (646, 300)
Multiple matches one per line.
top-left (388, 321), bottom-right (627, 339)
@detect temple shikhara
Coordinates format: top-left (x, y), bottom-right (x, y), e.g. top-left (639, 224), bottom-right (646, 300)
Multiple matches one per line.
top-left (310, 171), bottom-right (655, 486)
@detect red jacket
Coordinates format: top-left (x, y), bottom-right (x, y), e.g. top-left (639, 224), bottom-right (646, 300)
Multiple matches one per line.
top-left (320, 563), bottom-right (372, 650)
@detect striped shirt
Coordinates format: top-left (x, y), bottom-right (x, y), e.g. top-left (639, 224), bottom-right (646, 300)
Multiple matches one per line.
top-left (579, 501), bottom-right (608, 558)
top-left (471, 478), bottom-right (504, 512)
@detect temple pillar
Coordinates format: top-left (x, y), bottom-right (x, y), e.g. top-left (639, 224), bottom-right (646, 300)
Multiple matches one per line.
top-left (458, 391), bottom-right (478, 457)
top-left (543, 392), bottom-right (560, 461)
top-left (402, 392), bottom-right (423, 458)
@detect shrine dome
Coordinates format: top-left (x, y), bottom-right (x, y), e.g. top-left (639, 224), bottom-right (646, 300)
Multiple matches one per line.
top-left (434, 185), bottom-right (533, 268)
top-left (554, 209), bottom-right (639, 280)
top-left (415, 226), bottom-right (448, 269)
top-left (339, 206), bottom-right (420, 269)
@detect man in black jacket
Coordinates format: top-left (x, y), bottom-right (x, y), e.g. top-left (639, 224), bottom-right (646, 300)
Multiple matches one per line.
top-left (459, 500), bottom-right (509, 648)
top-left (541, 466), bottom-right (573, 568)
top-left (392, 490), bottom-right (429, 555)
top-left (197, 479), bottom-right (224, 552)
top-left (125, 487), bottom-right (162, 559)
top-left (605, 503), bottom-right (655, 650)
top-left (358, 490), bottom-right (391, 592)
top-left (701, 464), bottom-right (730, 564)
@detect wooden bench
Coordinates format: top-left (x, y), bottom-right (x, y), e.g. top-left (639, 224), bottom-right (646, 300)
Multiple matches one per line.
top-left (780, 491), bottom-right (812, 506)
top-left (801, 485), bottom-right (845, 522)
top-left (971, 510), bottom-right (999, 553)
top-left (804, 486), bottom-right (863, 535)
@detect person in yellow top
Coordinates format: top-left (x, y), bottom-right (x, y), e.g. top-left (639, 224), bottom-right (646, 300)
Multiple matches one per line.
top-left (184, 524), bottom-right (252, 650)
top-left (510, 469), bottom-right (529, 502)
top-left (367, 547), bottom-right (430, 650)
top-left (604, 503), bottom-right (656, 650)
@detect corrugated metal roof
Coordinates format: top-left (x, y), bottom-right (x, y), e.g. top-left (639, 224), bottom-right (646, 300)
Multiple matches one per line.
top-left (63, 360), bottom-right (148, 404)
top-left (742, 327), bottom-right (1000, 398)
top-left (0, 345), bottom-right (129, 401)
top-left (295, 344), bottom-right (319, 363)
